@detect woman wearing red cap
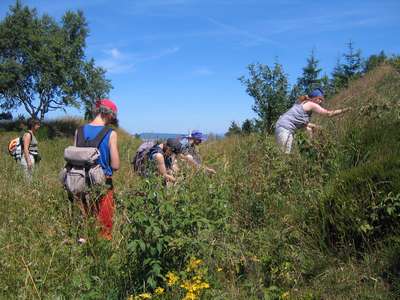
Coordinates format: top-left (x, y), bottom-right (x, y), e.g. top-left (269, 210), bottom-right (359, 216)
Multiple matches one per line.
top-left (74, 98), bottom-right (120, 240)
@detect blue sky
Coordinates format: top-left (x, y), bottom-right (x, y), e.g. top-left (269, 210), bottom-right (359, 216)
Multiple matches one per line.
top-left (1, 0), bottom-right (399, 134)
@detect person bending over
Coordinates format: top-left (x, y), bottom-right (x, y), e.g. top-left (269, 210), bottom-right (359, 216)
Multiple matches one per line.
top-left (145, 138), bottom-right (182, 183)
top-left (179, 130), bottom-right (216, 174)
top-left (275, 88), bottom-right (350, 154)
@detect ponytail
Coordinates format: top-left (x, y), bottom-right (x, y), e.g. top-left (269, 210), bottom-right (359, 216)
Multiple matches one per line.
top-left (298, 95), bottom-right (310, 102)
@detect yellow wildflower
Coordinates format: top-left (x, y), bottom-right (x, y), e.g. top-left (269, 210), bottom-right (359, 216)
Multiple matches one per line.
top-left (182, 291), bottom-right (197, 300)
top-left (281, 291), bottom-right (290, 299)
top-left (154, 287), bottom-right (164, 295)
top-left (199, 282), bottom-right (210, 289)
top-left (186, 258), bottom-right (203, 272)
top-left (217, 267), bottom-right (223, 272)
top-left (180, 280), bottom-right (193, 292)
top-left (166, 271), bottom-right (179, 286)
top-left (181, 279), bottom-right (210, 293)
top-left (134, 293), bottom-right (152, 300)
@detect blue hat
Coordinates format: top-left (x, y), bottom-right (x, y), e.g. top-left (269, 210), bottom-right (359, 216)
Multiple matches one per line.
top-left (309, 88), bottom-right (324, 98)
top-left (189, 130), bottom-right (206, 141)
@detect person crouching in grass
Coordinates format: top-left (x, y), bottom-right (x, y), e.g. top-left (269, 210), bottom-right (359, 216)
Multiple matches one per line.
top-left (179, 130), bottom-right (216, 175)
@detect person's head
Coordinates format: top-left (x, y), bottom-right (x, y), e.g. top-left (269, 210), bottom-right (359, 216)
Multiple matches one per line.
top-left (187, 130), bottom-right (207, 145)
top-left (27, 118), bottom-right (40, 131)
top-left (164, 138), bottom-right (182, 156)
top-left (93, 99), bottom-right (118, 125)
top-left (308, 88), bottom-right (325, 104)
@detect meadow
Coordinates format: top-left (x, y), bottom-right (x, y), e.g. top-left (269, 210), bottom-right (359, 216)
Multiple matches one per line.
top-left (0, 64), bottom-right (400, 299)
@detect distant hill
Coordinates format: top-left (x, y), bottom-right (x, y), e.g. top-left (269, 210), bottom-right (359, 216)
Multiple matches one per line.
top-left (139, 132), bottom-right (186, 141)
top-left (138, 132), bottom-right (225, 141)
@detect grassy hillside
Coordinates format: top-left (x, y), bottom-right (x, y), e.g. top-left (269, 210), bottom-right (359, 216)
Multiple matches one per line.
top-left (0, 64), bottom-right (399, 299)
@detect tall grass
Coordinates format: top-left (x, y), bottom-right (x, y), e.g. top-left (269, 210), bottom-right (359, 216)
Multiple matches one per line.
top-left (0, 65), bottom-right (399, 299)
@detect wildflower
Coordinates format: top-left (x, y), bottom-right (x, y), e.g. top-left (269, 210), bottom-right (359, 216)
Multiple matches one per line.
top-left (182, 291), bottom-right (197, 300)
top-left (217, 267), bottom-right (223, 272)
top-left (154, 287), bottom-right (164, 295)
top-left (166, 272), bottom-right (179, 286)
top-left (186, 258), bottom-right (203, 272)
top-left (193, 275), bottom-right (202, 282)
top-left (181, 279), bottom-right (210, 293)
top-left (199, 282), bottom-right (210, 289)
top-left (181, 280), bottom-right (193, 292)
top-left (134, 293), bottom-right (152, 300)
top-left (281, 291), bottom-right (290, 299)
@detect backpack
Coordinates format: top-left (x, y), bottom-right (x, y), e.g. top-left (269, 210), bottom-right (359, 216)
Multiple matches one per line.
top-left (132, 141), bottom-right (155, 176)
top-left (59, 126), bottom-right (111, 194)
top-left (8, 132), bottom-right (34, 160)
top-left (8, 137), bottom-right (22, 160)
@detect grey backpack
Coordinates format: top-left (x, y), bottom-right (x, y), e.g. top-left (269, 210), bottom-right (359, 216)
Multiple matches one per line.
top-left (131, 141), bottom-right (155, 176)
top-left (60, 126), bottom-right (111, 194)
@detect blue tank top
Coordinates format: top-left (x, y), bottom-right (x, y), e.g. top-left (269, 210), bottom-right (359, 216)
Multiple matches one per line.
top-left (83, 125), bottom-right (113, 176)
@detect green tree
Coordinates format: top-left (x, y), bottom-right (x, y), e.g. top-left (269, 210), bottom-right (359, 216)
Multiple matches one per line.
top-left (289, 83), bottom-right (301, 105)
top-left (330, 41), bottom-right (363, 95)
top-left (226, 121), bottom-right (242, 136)
top-left (331, 57), bottom-right (347, 94)
top-left (239, 62), bottom-right (289, 133)
top-left (0, 1), bottom-right (111, 120)
top-left (342, 40), bottom-right (363, 80)
top-left (241, 118), bottom-right (255, 135)
top-left (363, 51), bottom-right (387, 73)
top-left (80, 59), bottom-right (112, 120)
top-left (297, 50), bottom-right (322, 95)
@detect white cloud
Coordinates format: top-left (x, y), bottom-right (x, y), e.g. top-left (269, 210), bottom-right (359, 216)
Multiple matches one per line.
top-left (192, 67), bottom-right (213, 76)
top-left (207, 18), bottom-right (280, 48)
top-left (109, 48), bottom-right (122, 59)
top-left (98, 47), bottom-right (134, 74)
top-left (98, 46), bottom-right (180, 74)
top-left (141, 46), bottom-right (180, 61)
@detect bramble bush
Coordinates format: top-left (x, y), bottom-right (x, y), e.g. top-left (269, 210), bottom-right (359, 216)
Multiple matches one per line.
top-left (1, 65), bottom-right (400, 299)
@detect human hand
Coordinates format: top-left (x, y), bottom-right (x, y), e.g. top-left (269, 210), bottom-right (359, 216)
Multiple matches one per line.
top-left (342, 107), bottom-right (352, 113)
top-left (205, 167), bottom-right (216, 175)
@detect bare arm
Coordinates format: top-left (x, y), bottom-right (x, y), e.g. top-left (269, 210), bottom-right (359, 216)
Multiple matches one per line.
top-left (155, 153), bottom-right (176, 182)
top-left (22, 132), bottom-right (32, 168)
top-left (171, 156), bottom-right (180, 173)
top-left (179, 153), bottom-right (216, 174)
top-left (109, 131), bottom-right (120, 171)
top-left (304, 102), bottom-right (350, 117)
top-left (73, 129), bottom-right (77, 146)
top-left (180, 154), bottom-right (200, 168)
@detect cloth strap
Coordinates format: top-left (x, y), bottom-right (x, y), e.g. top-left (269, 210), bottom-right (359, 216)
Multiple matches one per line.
top-left (76, 126), bottom-right (111, 148)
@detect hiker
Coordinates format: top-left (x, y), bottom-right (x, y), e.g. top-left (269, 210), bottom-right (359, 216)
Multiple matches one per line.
top-left (20, 118), bottom-right (41, 179)
top-left (179, 130), bottom-right (216, 174)
top-left (72, 99), bottom-right (120, 240)
top-left (275, 88), bottom-right (350, 153)
top-left (133, 138), bottom-right (182, 183)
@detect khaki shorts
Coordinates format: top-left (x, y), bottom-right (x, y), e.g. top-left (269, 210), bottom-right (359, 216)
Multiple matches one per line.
top-left (275, 127), bottom-right (293, 154)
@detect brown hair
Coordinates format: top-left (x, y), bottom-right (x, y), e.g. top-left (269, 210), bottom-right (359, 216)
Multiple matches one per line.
top-left (27, 118), bottom-right (40, 130)
top-left (298, 95), bottom-right (310, 102)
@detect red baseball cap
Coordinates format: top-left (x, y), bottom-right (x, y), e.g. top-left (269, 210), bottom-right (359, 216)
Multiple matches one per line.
top-left (96, 99), bottom-right (118, 114)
